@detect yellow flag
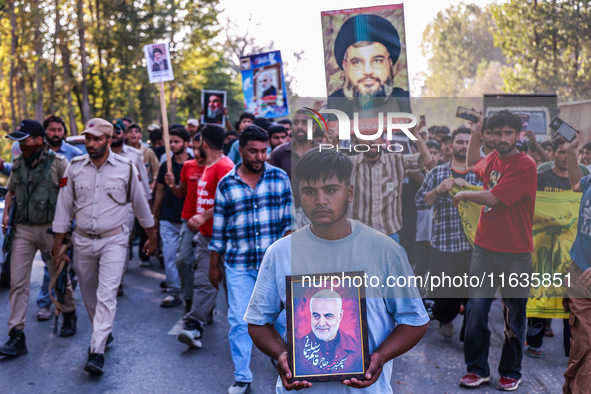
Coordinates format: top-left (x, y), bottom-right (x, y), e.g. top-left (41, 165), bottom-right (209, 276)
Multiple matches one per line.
top-left (450, 186), bottom-right (580, 319)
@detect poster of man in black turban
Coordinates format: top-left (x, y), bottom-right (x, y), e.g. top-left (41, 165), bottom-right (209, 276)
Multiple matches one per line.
top-left (321, 5), bottom-right (410, 113)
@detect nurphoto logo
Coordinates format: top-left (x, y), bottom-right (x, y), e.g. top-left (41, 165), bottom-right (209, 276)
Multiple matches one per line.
top-left (300, 107), bottom-right (418, 153)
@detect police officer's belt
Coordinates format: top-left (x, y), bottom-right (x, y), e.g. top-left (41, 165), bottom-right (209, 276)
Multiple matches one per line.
top-left (75, 226), bottom-right (124, 240)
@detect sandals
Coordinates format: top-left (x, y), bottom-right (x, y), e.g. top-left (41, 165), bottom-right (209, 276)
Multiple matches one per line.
top-left (160, 295), bottom-right (182, 308)
top-left (526, 346), bottom-right (544, 358)
top-left (544, 327), bottom-right (554, 337)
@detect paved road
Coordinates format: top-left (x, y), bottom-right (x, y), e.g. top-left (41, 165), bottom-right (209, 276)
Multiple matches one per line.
top-left (0, 248), bottom-right (567, 393)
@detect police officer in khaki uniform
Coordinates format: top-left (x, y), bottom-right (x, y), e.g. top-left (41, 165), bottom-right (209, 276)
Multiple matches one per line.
top-left (52, 118), bottom-right (157, 375)
top-left (109, 119), bottom-right (150, 199)
top-left (122, 121), bottom-right (159, 267)
top-left (109, 119), bottom-right (151, 287)
top-left (0, 120), bottom-right (77, 358)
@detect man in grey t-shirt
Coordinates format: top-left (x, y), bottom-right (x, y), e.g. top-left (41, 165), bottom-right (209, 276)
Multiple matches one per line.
top-left (245, 150), bottom-right (429, 393)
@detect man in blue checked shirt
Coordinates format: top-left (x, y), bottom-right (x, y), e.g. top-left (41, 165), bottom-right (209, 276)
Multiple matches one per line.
top-left (208, 125), bottom-right (293, 394)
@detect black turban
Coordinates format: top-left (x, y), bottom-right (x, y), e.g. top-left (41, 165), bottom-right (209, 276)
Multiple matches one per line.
top-left (333, 14), bottom-right (401, 70)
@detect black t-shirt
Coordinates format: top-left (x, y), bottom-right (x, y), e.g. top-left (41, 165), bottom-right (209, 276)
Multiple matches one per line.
top-left (399, 173), bottom-right (425, 266)
top-left (152, 146), bottom-right (165, 160)
top-left (452, 168), bottom-right (469, 180)
top-left (156, 155), bottom-right (192, 223)
top-left (537, 168), bottom-right (571, 192)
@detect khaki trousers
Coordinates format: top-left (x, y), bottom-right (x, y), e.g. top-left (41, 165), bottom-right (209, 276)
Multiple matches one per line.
top-left (121, 206), bottom-right (135, 282)
top-left (72, 227), bottom-right (128, 353)
top-left (8, 223), bottom-right (76, 332)
top-left (564, 262), bottom-right (591, 393)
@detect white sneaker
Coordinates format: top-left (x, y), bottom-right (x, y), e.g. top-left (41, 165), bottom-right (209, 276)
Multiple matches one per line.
top-left (177, 329), bottom-right (202, 349)
top-left (228, 381), bottom-right (251, 394)
top-left (439, 322), bottom-right (454, 338)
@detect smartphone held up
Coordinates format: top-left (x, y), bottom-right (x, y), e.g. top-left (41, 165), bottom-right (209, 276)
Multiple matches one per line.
top-left (456, 106), bottom-right (479, 123)
top-left (550, 117), bottom-right (578, 142)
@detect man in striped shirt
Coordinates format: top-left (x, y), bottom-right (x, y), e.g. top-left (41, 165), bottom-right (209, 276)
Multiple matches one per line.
top-left (350, 128), bottom-right (431, 240)
top-left (208, 125), bottom-right (293, 394)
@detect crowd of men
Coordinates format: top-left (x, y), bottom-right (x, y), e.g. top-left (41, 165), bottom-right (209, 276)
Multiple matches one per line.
top-left (0, 104), bottom-right (590, 394)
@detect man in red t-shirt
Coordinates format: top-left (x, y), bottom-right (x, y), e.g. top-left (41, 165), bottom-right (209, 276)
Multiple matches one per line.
top-left (176, 124), bottom-right (234, 350)
top-left (166, 133), bottom-right (205, 312)
top-left (452, 110), bottom-right (537, 392)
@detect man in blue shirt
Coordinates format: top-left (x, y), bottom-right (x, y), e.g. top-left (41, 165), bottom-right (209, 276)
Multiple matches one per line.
top-left (564, 133), bottom-right (591, 393)
top-left (208, 125), bottom-right (293, 394)
top-left (43, 115), bottom-right (84, 161)
top-left (245, 149), bottom-right (429, 393)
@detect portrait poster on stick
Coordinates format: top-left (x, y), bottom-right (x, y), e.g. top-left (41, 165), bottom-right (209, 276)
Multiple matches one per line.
top-left (144, 42), bottom-right (174, 84)
top-left (240, 50), bottom-right (289, 119)
top-left (144, 42), bottom-right (174, 171)
top-left (286, 271), bottom-right (369, 383)
top-left (201, 90), bottom-right (227, 125)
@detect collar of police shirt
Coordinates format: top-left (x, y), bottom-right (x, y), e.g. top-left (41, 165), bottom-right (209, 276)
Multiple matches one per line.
top-left (80, 149), bottom-right (119, 167)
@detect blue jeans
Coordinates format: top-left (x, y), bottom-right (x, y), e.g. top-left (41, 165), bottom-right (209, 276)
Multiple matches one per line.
top-left (225, 264), bottom-right (285, 382)
top-left (36, 266), bottom-right (52, 309)
top-left (464, 245), bottom-right (531, 380)
top-left (159, 220), bottom-right (182, 294)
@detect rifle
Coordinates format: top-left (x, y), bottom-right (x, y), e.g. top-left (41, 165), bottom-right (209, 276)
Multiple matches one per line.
top-left (0, 194), bottom-right (15, 287)
top-left (47, 227), bottom-right (73, 335)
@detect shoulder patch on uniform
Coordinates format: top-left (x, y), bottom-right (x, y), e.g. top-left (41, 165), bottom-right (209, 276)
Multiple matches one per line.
top-left (114, 154), bottom-right (133, 164)
top-left (59, 177), bottom-right (67, 188)
top-left (55, 153), bottom-right (66, 160)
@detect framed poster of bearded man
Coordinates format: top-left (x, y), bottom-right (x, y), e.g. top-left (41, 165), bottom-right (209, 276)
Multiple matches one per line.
top-left (286, 271), bottom-right (369, 382)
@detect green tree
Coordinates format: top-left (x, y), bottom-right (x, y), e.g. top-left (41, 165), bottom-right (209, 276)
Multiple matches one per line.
top-left (0, 0), bottom-right (246, 142)
top-left (492, 0), bottom-right (591, 97)
top-left (421, 2), bottom-right (505, 96)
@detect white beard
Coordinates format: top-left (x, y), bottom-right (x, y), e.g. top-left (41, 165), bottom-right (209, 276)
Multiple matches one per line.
top-left (208, 107), bottom-right (222, 119)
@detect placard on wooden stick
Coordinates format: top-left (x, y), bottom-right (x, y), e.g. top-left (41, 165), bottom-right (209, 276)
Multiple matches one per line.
top-left (144, 42), bottom-right (174, 172)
